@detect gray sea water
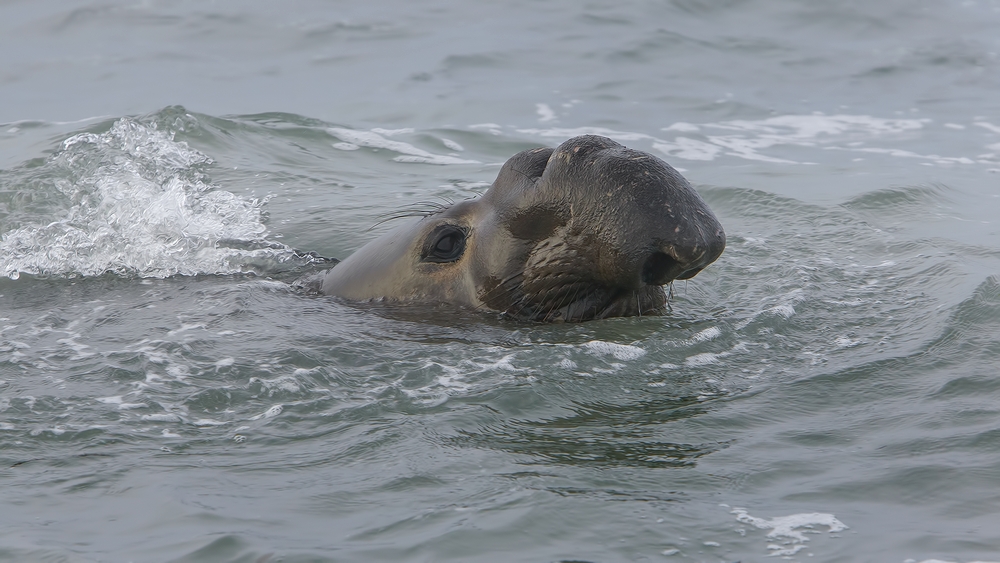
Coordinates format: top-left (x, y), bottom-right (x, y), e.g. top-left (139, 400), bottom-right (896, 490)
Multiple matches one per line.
top-left (2, 1), bottom-right (1000, 562)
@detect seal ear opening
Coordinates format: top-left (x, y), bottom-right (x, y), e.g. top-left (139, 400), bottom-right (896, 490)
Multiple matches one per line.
top-left (420, 224), bottom-right (468, 263)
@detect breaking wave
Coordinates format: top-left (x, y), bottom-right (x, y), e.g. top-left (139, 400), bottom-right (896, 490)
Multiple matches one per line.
top-left (1, 115), bottom-right (314, 280)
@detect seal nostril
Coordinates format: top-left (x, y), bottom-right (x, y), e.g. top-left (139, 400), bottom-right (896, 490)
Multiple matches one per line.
top-left (641, 251), bottom-right (683, 285)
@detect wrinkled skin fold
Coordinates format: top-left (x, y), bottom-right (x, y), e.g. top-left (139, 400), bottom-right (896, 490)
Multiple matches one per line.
top-left (321, 135), bottom-right (726, 322)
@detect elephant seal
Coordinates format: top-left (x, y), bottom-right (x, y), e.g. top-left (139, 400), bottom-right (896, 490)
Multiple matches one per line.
top-left (321, 135), bottom-right (725, 322)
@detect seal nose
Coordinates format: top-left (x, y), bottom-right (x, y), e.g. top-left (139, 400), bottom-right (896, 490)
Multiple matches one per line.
top-left (638, 227), bottom-right (726, 286)
top-left (640, 250), bottom-right (708, 285)
top-left (641, 251), bottom-right (685, 285)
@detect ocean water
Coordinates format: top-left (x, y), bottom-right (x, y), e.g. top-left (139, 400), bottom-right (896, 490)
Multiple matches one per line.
top-left (2, 1), bottom-right (1000, 562)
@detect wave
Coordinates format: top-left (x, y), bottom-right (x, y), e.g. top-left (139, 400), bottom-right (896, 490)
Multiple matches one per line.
top-left (1, 114), bottom-right (316, 280)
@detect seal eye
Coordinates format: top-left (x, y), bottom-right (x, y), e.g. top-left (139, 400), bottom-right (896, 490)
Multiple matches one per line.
top-left (421, 225), bottom-right (467, 263)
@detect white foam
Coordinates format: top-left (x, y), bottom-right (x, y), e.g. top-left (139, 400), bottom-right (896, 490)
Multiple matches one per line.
top-left (652, 137), bottom-right (722, 161)
top-left (405, 354), bottom-right (518, 403)
top-left (193, 418), bottom-right (228, 426)
top-left (837, 146), bottom-right (975, 165)
top-left (683, 341), bottom-right (748, 368)
top-left (468, 123), bottom-right (503, 136)
top-left (516, 126), bottom-right (657, 142)
top-left (482, 354), bottom-right (518, 371)
top-left (370, 128), bottom-right (414, 136)
top-left (515, 113), bottom-right (990, 166)
top-left (536, 103), bottom-right (557, 123)
top-left (731, 507), bottom-right (847, 557)
top-left (55, 335), bottom-right (95, 360)
top-left (167, 323), bottom-right (206, 336)
top-left (327, 127), bottom-right (478, 165)
top-left (768, 304), bottom-right (796, 318)
top-left (684, 352), bottom-right (720, 367)
top-left (583, 340), bottom-right (647, 361)
top-left (558, 358), bottom-right (577, 369)
top-left (391, 350), bottom-right (526, 406)
top-left (441, 138), bottom-right (464, 151)
top-left (249, 404), bottom-right (283, 420)
top-left (215, 358), bottom-right (235, 368)
top-left (710, 113), bottom-right (924, 138)
top-left (975, 121), bottom-right (1000, 134)
top-left (833, 336), bottom-right (861, 348)
top-left (249, 375), bottom-right (301, 395)
top-left (689, 327), bottom-right (722, 344)
top-left (662, 122), bottom-right (700, 132)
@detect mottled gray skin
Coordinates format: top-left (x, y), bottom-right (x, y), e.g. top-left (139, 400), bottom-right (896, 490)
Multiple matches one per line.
top-left (321, 135), bottom-right (725, 322)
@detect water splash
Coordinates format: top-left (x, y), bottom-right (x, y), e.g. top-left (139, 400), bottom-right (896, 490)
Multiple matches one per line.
top-left (1, 116), bottom-right (312, 279)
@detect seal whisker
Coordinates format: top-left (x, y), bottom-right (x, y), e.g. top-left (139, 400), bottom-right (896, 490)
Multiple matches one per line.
top-left (409, 200), bottom-right (451, 211)
top-left (546, 283), bottom-right (576, 322)
top-left (511, 290), bottom-right (535, 321)
top-left (480, 273), bottom-right (524, 305)
top-left (504, 296), bottom-right (528, 320)
top-left (566, 283), bottom-right (587, 322)
top-left (510, 284), bottom-right (541, 321)
top-left (475, 281), bottom-right (522, 317)
top-left (477, 271), bottom-right (531, 319)
top-left (562, 283), bottom-right (585, 321)
top-left (367, 201), bottom-right (452, 231)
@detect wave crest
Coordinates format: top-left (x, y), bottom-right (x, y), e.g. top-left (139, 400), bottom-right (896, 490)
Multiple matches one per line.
top-left (2, 116), bottom-right (310, 280)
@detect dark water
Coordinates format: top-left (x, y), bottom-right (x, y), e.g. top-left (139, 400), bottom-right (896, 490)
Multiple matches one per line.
top-left (2, 1), bottom-right (1000, 562)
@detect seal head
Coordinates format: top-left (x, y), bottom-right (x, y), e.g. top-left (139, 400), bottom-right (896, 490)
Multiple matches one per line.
top-left (321, 135), bottom-right (725, 322)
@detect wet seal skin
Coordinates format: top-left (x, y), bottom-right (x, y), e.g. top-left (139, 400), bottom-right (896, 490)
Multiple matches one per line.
top-left (319, 135), bottom-right (725, 322)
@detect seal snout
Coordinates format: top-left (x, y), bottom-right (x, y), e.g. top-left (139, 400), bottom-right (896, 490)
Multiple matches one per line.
top-left (640, 251), bottom-right (685, 286)
top-left (638, 245), bottom-right (716, 286)
top-left (637, 225), bottom-right (726, 287)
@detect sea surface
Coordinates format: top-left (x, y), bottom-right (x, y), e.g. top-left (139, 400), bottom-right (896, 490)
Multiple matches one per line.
top-left (2, 1), bottom-right (1000, 562)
